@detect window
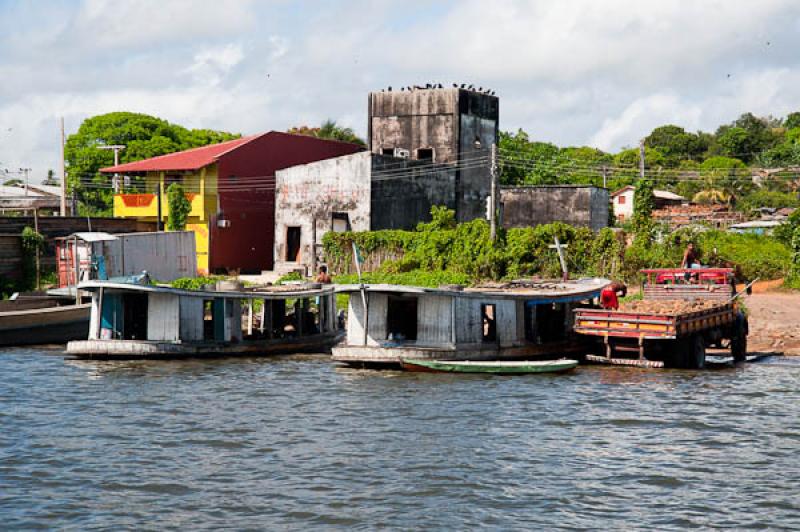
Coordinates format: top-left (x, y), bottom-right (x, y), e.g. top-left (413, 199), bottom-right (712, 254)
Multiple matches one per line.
top-left (382, 148), bottom-right (394, 156)
top-left (481, 303), bottom-right (496, 343)
top-left (618, 195), bottom-right (626, 205)
top-left (416, 148), bottom-right (434, 162)
top-left (332, 212), bottom-right (351, 233)
top-left (387, 296), bottom-right (418, 342)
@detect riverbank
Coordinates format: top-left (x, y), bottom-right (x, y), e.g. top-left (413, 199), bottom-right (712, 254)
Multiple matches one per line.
top-left (746, 289), bottom-right (800, 356)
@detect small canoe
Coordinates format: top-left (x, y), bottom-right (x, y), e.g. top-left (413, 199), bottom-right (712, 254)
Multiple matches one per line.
top-left (400, 358), bottom-right (579, 374)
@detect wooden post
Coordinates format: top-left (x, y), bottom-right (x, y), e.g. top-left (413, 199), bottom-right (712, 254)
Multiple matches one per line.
top-left (549, 237), bottom-right (569, 281)
top-left (33, 208), bottom-right (40, 290)
top-left (73, 236), bottom-right (80, 305)
top-left (265, 300), bottom-right (273, 339)
top-left (311, 217), bottom-right (317, 278)
top-left (247, 298), bottom-right (253, 336)
top-left (96, 287), bottom-right (104, 339)
top-left (259, 298), bottom-right (266, 334)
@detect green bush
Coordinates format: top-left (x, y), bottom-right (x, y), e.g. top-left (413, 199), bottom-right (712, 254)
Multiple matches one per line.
top-left (322, 206), bottom-right (792, 286)
top-left (171, 275), bottom-right (224, 290)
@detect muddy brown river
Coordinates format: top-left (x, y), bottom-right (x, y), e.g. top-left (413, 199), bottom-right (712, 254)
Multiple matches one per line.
top-left (1, 347), bottom-right (799, 530)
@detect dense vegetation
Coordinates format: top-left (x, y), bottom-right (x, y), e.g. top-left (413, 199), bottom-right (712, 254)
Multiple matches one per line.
top-left (323, 207), bottom-right (791, 286)
top-left (500, 111), bottom-right (800, 215)
top-left (287, 120), bottom-right (366, 146)
top-left (65, 112), bottom-right (240, 216)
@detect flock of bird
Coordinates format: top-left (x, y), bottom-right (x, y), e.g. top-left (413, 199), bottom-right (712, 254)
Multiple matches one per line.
top-left (379, 83), bottom-right (495, 95)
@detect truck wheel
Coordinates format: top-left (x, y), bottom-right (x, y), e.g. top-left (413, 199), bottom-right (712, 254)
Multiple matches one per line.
top-left (731, 334), bottom-right (747, 362)
top-left (686, 334), bottom-right (706, 369)
top-left (666, 338), bottom-right (689, 369)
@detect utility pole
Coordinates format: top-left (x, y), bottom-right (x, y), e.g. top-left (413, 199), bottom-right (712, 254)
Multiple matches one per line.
top-left (60, 117), bottom-right (67, 216)
top-left (19, 167), bottom-right (31, 196)
top-left (489, 142), bottom-right (498, 242)
top-left (639, 139), bottom-right (646, 181)
top-left (156, 183), bottom-right (163, 231)
top-left (97, 144), bottom-right (126, 192)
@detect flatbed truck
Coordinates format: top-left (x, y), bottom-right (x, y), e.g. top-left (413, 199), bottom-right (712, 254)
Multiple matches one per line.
top-left (574, 268), bottom-right (747, 368)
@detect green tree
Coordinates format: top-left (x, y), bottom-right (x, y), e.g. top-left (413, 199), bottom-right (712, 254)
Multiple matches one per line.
top-left (497, 129), bottom-right (561, 185)
top-left (288, 120), bottom-right (366, 146)
top-left (43, 169), bottom-right (58, 186)
top-left (713, 113), bottom-right (782, 163)
top-left (785, 112), bottom-right (800, 130)
top-left (693, 156), bottom-right (749, 204)
top-left (633, 179), bottom-right (655, 233)
top-left (166, 183), bottom-right (191, 231)
top-left (65, 112), bottom-right (240, 215)
top-left (644, 125), bottom-right (707, 166)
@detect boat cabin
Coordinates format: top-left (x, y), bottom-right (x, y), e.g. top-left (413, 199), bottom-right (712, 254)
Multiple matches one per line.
top-left (67, 280), bottom-right (339, 358)
top-left (331, 279), bottom-right (609, 367)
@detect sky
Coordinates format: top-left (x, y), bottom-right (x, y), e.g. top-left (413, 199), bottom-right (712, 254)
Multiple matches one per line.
top-left (2, 0), bottom-right (800, 182)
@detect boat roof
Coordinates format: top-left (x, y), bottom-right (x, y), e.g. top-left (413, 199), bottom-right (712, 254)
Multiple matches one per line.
top-left (334, 278), bottom-right (610, 302)
top-left (77, 280), bottom-right (336, 300)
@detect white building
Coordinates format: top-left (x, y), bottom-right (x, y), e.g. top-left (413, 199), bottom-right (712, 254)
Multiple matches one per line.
top-left (610, 186), bottom-right (686, 222)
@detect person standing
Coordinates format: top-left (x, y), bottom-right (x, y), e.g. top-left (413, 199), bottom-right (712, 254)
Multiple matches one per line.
top-left (681, 243), bottom-right (698, 269)
top-left (315, 265), bottom-right (332, 284)
top-left (600, 281), bottom-right (627, 310)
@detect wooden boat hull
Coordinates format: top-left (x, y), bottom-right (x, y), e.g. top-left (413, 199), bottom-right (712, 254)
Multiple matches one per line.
top-left (0, 303), bottom-right (91, 346)
top-left (332, 338), bottom-right (591, 369)
top-left (66, 331), bottom-right (344, 359)
top-left (400, 358), bottom-right (579, 374)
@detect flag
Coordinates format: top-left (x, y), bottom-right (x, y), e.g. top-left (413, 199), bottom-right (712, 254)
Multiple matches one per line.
top-left (351, 241), bottom-right (364, 282)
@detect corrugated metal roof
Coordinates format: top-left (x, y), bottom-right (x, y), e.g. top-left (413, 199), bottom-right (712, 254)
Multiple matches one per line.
top-left (654, 190), bottom-right (686, 201)
top-left (99, 134), bottom-right (261, 173)
top-left (0, 185), bottom-right (45, 197)
top-left (71, 232), bottom-right (118, 242)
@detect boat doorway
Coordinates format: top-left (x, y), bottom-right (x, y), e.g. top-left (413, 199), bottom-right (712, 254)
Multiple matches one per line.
top-left (386, 295), bottom-right (417, 342)
top-left (536, 303), bottom-right (567, 343)
top-left (122, 293), bottom-right (148, 340)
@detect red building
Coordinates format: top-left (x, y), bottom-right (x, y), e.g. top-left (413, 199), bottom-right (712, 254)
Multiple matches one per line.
top-left (104, 132), bottom-right (363, 274)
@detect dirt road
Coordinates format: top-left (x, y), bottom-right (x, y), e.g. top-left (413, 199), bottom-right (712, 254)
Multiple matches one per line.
top-left (745, 292), bottom-right (800, 355)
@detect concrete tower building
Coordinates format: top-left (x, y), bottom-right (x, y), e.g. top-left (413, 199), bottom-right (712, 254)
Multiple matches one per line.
top-left (367, 87), bottom-right (499, 222)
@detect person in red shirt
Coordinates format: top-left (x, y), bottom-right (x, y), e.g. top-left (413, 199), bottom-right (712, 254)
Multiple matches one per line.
top-left (600, 281), bottom-right (627, 310)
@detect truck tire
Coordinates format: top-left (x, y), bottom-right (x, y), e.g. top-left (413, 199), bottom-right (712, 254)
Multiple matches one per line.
top-left (731, 312), bottom-right (748, 363)
top-left (666, 338), bottom-right (689, 369)
top-left (686, 334), bottom-right (706, 369)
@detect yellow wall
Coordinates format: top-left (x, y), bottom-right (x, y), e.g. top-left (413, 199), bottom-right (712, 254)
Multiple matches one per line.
top-left (112, 164), bottom-right (219, 275)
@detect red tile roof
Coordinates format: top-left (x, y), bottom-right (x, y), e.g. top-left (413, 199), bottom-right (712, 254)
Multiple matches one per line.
top-left (99, 134), bottom-right (262, 173)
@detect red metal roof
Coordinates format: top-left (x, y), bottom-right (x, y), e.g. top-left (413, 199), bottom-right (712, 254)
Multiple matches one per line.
top-left (99, 134), bottom-right (262, 173)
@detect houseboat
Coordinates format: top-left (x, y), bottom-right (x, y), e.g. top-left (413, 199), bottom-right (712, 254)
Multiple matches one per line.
top-left (66, 280), bottom-right (340, 359)
top-left (331, 278), bottom-right (610, 368)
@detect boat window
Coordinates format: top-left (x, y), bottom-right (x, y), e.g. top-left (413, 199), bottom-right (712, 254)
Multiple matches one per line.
top-left (387, 296), bottom-right (417, 342)
top-left (481, 304), bottom-right (497, 342)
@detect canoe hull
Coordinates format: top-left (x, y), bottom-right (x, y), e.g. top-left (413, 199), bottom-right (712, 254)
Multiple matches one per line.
top-left (400, 358), bottom-right (579, 374)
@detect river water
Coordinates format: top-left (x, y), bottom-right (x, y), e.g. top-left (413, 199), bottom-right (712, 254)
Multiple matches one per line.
top-left (1, 347), bottom-right (799, 530)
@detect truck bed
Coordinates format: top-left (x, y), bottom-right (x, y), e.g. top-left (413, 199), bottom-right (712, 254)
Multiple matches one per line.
top-left (574, 302), bottom-right (736, 340)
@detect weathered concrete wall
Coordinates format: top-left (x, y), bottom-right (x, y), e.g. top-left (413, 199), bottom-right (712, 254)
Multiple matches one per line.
top-left (369, 89), bottom-right (460, 163)
top-left (274, 152), bottom-right (372, 273)
top-left (369, 88), bottom-right (498, 224)
top-left (370, 155), bottom-right (457, 230)
top-left (500, 186), bottom-right (609, 231)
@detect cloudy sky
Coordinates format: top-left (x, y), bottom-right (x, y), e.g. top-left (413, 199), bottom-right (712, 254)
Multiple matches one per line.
top-left (2, 0), bottom-right (800, 181)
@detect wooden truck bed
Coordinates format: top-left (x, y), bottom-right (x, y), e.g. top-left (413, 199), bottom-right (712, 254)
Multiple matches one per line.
top-left (574, 303), bottom-right (736, 341)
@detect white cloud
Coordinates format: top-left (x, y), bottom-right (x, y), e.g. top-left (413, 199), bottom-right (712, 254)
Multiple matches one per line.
top-left (4, 0), bottom-right (800, 182)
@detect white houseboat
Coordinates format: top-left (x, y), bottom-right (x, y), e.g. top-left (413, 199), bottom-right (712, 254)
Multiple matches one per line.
top-left (67, 280), bottom-right (340, 359)
top-left (331, 278), bottom-right (610, 368)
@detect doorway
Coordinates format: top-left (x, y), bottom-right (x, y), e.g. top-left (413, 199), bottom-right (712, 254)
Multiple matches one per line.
top-left (122, 293), bottom-right (148, 340)
top-left (387, 296), bottom-right (418, 342)
top-left (286, 227), bottom-right (301, 262)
